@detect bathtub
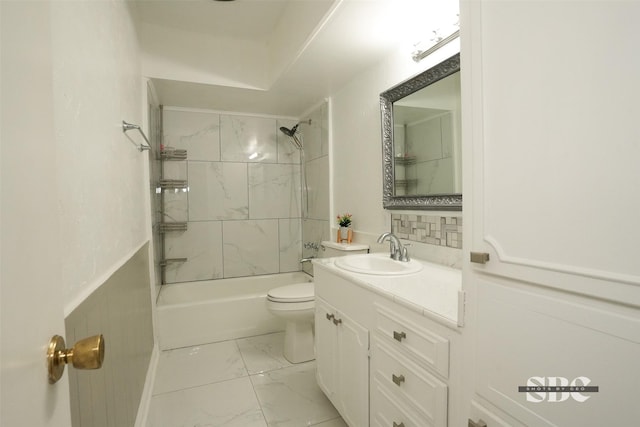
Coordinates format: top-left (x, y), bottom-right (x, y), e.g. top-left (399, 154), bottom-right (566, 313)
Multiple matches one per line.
top-left (156, 272), bottom-right (313, 350)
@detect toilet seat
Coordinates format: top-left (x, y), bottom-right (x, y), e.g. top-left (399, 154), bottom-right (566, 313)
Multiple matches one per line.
top-left (267, 283), bottom-right (314, 303)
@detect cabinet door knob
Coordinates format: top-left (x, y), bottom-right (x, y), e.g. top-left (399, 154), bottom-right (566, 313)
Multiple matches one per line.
top-left (393, 331), bottom-right (406, 341)
top-left (393, 422), bottom-right (405, 427)
top-left (392, 374), bottom-right (405, 386)
top-left (333, 317), bottom-right (342, 325)
top-left (326, 313), bottom-right (334, 321)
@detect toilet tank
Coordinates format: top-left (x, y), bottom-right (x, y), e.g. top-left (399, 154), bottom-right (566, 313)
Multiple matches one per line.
top-left (320, 241), bottom-right (369, 258)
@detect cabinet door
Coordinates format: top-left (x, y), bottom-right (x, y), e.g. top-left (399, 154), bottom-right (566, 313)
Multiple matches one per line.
top-left (465, 0), bottom-right (640, 304)
top-left (336, 309), bottom-right (369, 427)
top-left (315, 298), bottom-right (337, 401)
top-left (463, 1), bottom-right (640, 425)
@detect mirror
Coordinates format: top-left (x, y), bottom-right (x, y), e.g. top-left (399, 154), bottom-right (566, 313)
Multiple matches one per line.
top-left (381, 53), bottom-right (461, 210)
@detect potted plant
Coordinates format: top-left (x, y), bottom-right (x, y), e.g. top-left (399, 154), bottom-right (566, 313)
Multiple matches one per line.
top-left (337, 213), bottom-right (352, 242)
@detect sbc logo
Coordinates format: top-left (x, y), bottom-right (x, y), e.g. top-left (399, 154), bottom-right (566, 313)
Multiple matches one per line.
top-left (519, 377), bottom-right (598, 403)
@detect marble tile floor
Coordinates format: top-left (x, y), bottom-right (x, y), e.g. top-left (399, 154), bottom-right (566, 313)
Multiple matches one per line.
top-left (149, 332), bottom-right (346, 427)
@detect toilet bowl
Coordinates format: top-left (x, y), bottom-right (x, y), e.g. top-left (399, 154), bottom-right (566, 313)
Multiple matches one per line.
top-left (266, 241), bottom-right (369, 363)
top-left (266, 282), bottom-right (315, 364)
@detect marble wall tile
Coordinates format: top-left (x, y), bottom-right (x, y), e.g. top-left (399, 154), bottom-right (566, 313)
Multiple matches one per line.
top-left (277, 119), bottom-right (301, 164)
top-left (249, 163), bottom-right (301, 219)
top-left (164, 221), bottom-right (223, 283)
top-left (188, 161), bottom-right (249, 221)
top-left (220, 115), bottom-right (277, 163)
top-left (415, 157), bottom-right (455, 195)
top-left (160, 161), bottom-right (189, 222)
top-left (279, 219), bottom-right (303, 273)
top-left (305, 156), bottom-right (329, 221)
top-left (301, 105), bottom-right (326, 161)
top-left (162, 161), bottom-right (187, 180)
top-left (163, 190), bottom-right (188, 223)
top-left (163, 109), bottom-right (220, 161)
top-left (407, 116), bottom-right (443, 161)
top-left (223, 220), bottom-right (279, 278)
top-left (302, 219), bottom-right (330, 275)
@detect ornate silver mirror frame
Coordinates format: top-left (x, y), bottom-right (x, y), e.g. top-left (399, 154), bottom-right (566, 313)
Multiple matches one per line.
top-left (380, 53), bottom-right (461, 210)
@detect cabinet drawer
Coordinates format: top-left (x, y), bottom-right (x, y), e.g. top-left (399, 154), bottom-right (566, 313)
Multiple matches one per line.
top-left (374, 303), bottom-right (449, 378)
top-left (371, 337), bottom-right (448, 426)
top-left (371, 378), bottom-right (439, 427)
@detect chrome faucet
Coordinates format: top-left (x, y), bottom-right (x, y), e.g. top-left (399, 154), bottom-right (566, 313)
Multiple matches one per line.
top-left (376, 232), bottom-right (410, 262)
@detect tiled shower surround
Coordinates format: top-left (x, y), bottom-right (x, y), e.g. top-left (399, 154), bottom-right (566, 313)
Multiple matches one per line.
top-left (391, 214), bottom-right (462, 249)
top-left (161, 105), bottom-right (329, 284)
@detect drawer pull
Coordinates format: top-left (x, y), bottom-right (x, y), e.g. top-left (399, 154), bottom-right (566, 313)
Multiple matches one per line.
top-left (393, 422), bottom-right (405, 427)
top-left (326, 313), bottom-right (334, 321)
top-left (392, 374), bottom-right (405, 386)
top-left (333, 317), bottom-right (342, 325)
top-left (468, 419), bottom-right (487, 427)
top-left (393, 331), bottom-right (406, 342)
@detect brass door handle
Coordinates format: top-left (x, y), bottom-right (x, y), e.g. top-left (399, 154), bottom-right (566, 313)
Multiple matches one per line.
top-left (47, 334), bottom-right (105, 384)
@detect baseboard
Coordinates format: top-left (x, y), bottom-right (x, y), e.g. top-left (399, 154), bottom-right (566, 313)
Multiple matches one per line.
top-left (135, 343), bottom-right (160, 427)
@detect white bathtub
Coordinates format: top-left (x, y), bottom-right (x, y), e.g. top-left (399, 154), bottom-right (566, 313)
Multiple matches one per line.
top-left (156, 272), bottom-right (313, 350)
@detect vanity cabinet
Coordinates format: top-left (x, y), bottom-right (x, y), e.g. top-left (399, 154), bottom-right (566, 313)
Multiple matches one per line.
top-left (315, 297), bottom-right (369, 427)
top-left (371, 301), bottom-right (449, 427)
top-left (315, 265), bottom-right (460, 427)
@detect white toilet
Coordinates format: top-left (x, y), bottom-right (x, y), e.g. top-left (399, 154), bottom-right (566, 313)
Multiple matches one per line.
top-left (266, 241), bottom-right (369, 363)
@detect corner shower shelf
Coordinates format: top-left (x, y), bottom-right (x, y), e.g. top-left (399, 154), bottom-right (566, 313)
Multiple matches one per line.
top-left (160, 258), bottom-right (188, 267)
top-left (394, 155), bottom-right (416, 165)
top-left (159, 222), bottom-right (188, 233)
top-left (395, 179), bottom-right (418, 187)
top-left (160, 148), bottom-right (187, 160)
top-left (159, 179), bottom-right (188, 190)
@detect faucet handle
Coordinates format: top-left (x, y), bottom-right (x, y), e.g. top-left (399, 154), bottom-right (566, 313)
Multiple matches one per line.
top-left (399, 244), bottom-right (410, 262)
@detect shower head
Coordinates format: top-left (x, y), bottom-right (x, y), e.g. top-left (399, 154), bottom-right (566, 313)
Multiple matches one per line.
top-left (279, 124), bottom-right (298, 138)
top-left (279, 124), bottom-right (303, 150)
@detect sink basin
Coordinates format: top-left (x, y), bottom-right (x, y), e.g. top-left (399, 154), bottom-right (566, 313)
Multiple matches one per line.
top-left (334, 253), bottom-right (423, 276)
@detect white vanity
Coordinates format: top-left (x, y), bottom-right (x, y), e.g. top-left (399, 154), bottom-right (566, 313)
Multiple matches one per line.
top-left (313, 254), bottom-right (462, 427)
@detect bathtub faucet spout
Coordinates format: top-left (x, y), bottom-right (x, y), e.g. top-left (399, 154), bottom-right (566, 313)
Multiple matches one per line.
top-left (300, 257), bottom-right (315, 263)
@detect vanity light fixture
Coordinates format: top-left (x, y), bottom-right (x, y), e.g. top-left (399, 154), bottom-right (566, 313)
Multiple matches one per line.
top-left (412, 30), bottom-right (459, 62)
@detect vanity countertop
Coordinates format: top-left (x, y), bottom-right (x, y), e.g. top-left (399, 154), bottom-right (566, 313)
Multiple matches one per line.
top-left (313, 255), bottom-right (462, 328)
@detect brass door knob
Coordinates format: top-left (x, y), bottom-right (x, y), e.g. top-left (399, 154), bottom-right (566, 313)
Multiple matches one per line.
top-left (47, 334), bottom-right (105, 384)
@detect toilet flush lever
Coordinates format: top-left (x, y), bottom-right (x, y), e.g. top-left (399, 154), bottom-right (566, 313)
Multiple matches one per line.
top-left (47, 334), bottom-right (105, 384)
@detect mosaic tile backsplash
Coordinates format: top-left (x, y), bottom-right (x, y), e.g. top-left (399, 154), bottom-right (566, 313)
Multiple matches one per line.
top-left (391, 214), bottom-right (462, 249)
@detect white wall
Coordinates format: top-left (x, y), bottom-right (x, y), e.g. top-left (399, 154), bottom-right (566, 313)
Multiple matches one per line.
top-left (50, 1), bottom-right (150, 313)
top-left (330, 39), bottom-right (461, 261)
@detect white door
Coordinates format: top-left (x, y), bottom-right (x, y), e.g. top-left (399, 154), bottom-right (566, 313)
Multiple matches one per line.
top-left (1, 1), bottom-right (72, 425)
top-left (462, 1), bottom-right (640, 426)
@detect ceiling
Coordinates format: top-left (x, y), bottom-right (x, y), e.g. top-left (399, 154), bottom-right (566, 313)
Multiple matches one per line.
top-left (133, 0), bottom-right (458, 117)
